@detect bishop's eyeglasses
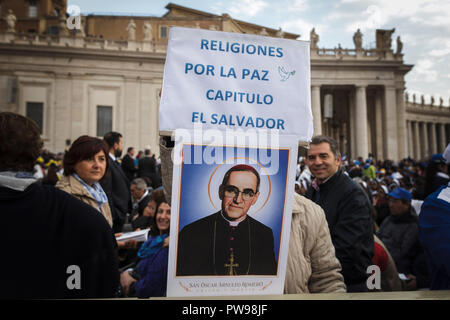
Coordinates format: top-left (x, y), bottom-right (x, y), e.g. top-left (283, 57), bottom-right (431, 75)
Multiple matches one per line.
top-left (223, 185), bottom-right (256, 201)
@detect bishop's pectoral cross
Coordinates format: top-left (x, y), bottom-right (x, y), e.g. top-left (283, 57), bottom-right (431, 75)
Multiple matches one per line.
top-left (224, 252), bottom-right (239, 275)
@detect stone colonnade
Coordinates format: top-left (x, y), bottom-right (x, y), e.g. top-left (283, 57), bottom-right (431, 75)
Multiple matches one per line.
top-left (311, 84), bottom-right (409, 161)
top-left (406, 120), bottom-right (449, 160)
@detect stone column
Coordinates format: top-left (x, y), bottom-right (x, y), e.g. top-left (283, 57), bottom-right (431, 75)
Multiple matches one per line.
top-left (342, 122), bottom-right (348, 156)
top-left (139, 81), bottom-right (154, 153)
top-left (54, 77), bottom-right (71, 152)
top-left (367, 102), bottom-right (373, 156)
top-left (71, 79), bottom-right (84, 140)
top-left (331, 123), bottom-right (336, 141)
top-left (422, 122), bottom-right (429, 159)
top-left (337, 124), bottom-right (341, 145)
top-left (124, 80), bottom-right (140, 148)
top-left (413, 121), bottom-right (421, 160)
top-left (375, 91), bottom-right (383, 159)
top-left (367, 120), bottom-right (372, 157)
top-left (430, 122), bottom-right (438, 155)
top-left (354, 86), bottom-right (369, 159)
top-left (407, 120), bottom-right (413, 158)
top-left (447, 124), bottom-right (450, 144)
top-left (349, 91), bottom-right (356, 159)
top-left (311, 85), bottom-right (322, 136)
top-left (439, 123), bottom-right (447, 153)
top-left (396, 89), bottom-right (407, 159)
top-left (383, 86), bottom-right (399, 160)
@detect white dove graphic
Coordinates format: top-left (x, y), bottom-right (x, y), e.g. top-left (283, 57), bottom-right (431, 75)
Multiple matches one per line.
top-left (278, 66), bottom-right (296, 81)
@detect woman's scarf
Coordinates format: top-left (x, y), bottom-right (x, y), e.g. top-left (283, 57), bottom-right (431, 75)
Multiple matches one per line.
top-left (0, 171), bottom-right (36, 191)
top-left (138, 234), bottom-right (169, 259)
top-left (73, 173), bottom-right (108, 211)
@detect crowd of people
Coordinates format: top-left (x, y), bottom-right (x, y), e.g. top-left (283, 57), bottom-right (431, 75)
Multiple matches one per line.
top-left (1, 111), bottom-right (449, 299)
top-left (295, 137), bottom-right (450, 291)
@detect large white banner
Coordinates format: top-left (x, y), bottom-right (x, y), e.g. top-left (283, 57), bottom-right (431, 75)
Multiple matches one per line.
top-left (159, 27), bottom-right (313, 140)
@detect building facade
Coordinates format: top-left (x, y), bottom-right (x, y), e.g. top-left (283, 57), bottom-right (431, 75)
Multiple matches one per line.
top-left (0, 1), bottom-right (449, 160)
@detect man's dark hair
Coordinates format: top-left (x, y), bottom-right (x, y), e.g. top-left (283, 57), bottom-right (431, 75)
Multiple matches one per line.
top-left (219, 164), bottom-right (261, 199)
top-left (144, 149), bottom-right (151, 156)
top-left (127, 147), bottom-right (134, 153)
top-left (424, 160), bottom-right (447, 196)
top-left (309, 135), bottom-right (341, 158)
top-left (150, 188), bottom-right (166, 204)
top-left (103, 131), bottom-right (122, 148)
top-left (0, 112), bottom-right (43, 172)
top-left (63, 135), bottom-right (109, 176)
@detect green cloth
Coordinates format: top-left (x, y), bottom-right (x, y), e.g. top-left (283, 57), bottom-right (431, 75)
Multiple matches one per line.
top-left (363, 165), bottom-right (376, 180)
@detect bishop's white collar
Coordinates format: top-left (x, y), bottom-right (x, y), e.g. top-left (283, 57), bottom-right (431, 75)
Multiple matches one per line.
top-left (220, 210), bottom-right (247, 227)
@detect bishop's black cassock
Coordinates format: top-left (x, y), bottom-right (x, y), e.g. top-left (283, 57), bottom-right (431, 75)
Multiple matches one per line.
top-left (176, 211), bottom-right (277, 276)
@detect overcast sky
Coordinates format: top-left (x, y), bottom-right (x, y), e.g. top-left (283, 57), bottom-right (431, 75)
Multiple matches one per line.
top-left (69, 0), bottom-right (450, 106)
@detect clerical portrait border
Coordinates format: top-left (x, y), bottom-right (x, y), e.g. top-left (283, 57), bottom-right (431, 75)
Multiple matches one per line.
top-left (167, 134), bottom-right (298, 297)
top-left (174, 143), bottom-right (290, 276)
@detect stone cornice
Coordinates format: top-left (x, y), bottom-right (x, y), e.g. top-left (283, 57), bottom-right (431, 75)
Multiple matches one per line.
top-left (405, 115), bottom-right (450, 124)
top-left (0, 42), bottom-right (166, 64)
top-left (406, 104), bottom-right (450, 117)
top-left (311, 59), bottom-right (413, 73)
